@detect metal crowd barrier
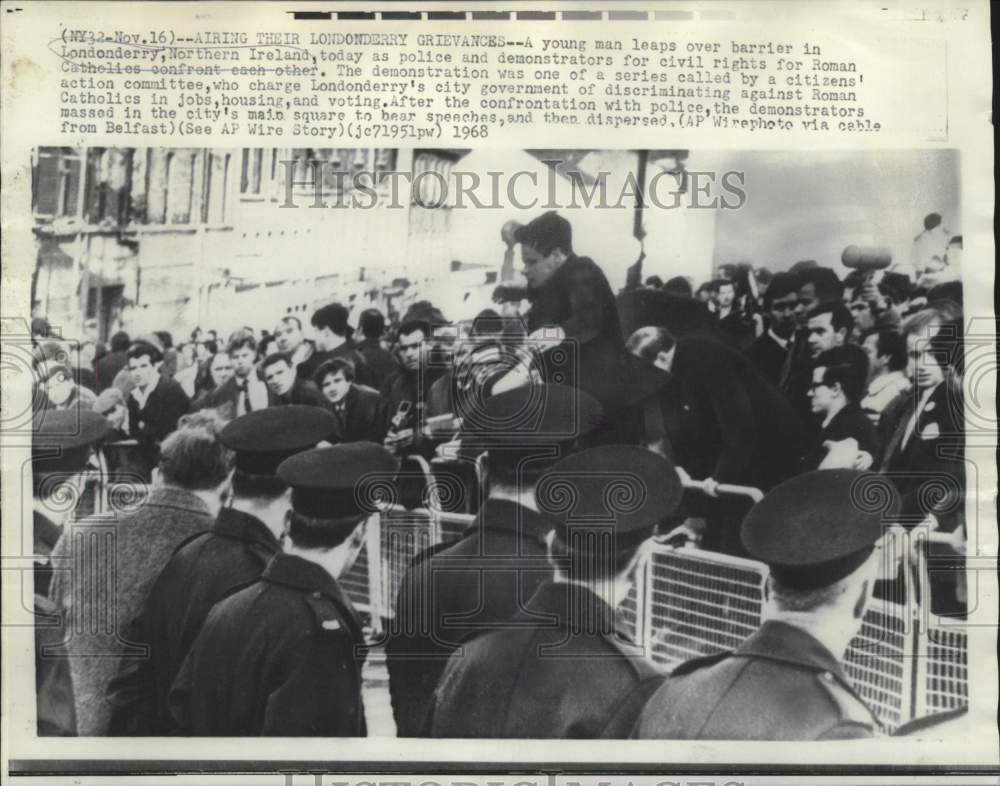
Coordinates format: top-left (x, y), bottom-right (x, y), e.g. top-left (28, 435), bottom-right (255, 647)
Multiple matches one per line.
top-left (83, 458), bottom-right (967, 734)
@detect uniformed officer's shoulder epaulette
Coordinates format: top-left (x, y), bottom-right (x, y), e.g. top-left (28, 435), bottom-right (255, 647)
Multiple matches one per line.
top-left (667, 649), bottom-right (732, 677)
top-left (304, 592), bottom-right (350, 635)
top-left (815, 671), bottom-right (878, 730)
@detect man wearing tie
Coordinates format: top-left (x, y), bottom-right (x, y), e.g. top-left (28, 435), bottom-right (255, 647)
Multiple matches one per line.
top-left (314, 357), bottom-right (388, 443)
top-left (198, 329), bottom-right (268, 417)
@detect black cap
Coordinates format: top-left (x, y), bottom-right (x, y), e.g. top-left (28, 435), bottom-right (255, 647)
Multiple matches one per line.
top-left (741, 469), bottom-right (899, 590)
top-left (32, 409), bottom-right (110, 475)
top-left (277, 442), bottom-right (398, 520)
top-left (459, 383), bottom-right (602, 471)
top-left (221, 406), bottom-right (337, 476)
top-left (536, 445), bottom-right (683, 551)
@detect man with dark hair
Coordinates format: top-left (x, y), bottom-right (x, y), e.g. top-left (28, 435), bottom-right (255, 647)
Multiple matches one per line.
top-left (108, 406), bottom-right (337, 735)
top-left (32, 409), bottom-right (110, 736)
top-left (626, 325), bottom-right (806, 555)
top-left (356, 308), bottom-right (398, 390)
top-left (380, 319), bottom-right (441, 457)
top-left (262, 352), bottom-right (325, 407)
top-left (386, 384), bottom-right (603, 736)
top-left (664, 276), bottom-right (693, 297)
top-left (805, 345), bottom-right (880, 470)
top-left (125, 340), bottom-right (190, 478)
top-left (168, 442), bottom-right (395, 736)
top-left (806, 301), bottom-right (853, 360)
top-left (274, 315), bottom-right (316, 374)
top-left (712, 277), bottom-right (755, 350)
top-left (427, 445), bottom-right (680, 739)
top-left (51, 413), bottom-right (229, 735)
top-left (491, 211), bottom-right (624, 407)
top-left (636, 470), bottom-right (892, 740)
top-left (95, 330), bottom-right (131, 391)
top-left (750, 271), bottom-right (799, 384)
top-left (860, 329), bottom-right (910, 424)
top-left (197, 329), bottom-right (268, 416)
top-left (297, 303), bottom-right (374, 387)
top-left (314, 357), bottom-right (387, 443)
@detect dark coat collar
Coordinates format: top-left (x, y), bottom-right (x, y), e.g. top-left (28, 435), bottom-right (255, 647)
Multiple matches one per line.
top-left (519, 579), bottom-right (635, 643)
top-left (473, 498), bottom-right (552, 543)
top-left (213, 505), bottom-right (281, 552)
top-left (262, 552), bottom-right (354, 611)
top-left (736, 619), bottom-right (851, 683)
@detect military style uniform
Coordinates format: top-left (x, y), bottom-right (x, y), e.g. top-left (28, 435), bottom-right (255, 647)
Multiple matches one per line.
top-left (634, 620), bottom-right (879, 740)
top-left (385, 499), bottom-right (553, 736)
top-left (385, 383), bottom-right (604, 737)
top-left (427, 580), bottom-right (665, 738)
top-left (428, 444), bottom-right (683, 739)
top-left (168, 552), bottom-right (367, 736)
top-left (167, 440), bottom-right (396, 736)
top-left (636, 469), bottom-right (897, 741)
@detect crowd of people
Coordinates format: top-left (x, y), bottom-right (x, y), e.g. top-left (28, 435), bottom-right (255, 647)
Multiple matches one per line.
top-left (30, 208), bottom-right (968, 740)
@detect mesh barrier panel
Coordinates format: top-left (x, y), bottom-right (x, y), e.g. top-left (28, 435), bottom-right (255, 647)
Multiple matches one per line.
top-left (379, 507), bottom-right (438, 620)
top-left (617, 584), bottom-right (639, 642)
top-left (340, 542), bottom-right (371, 613)
top-left (919, 626), bottom-right (969, 716)
top-left (844, 604), bottom-right (911, 732)
top-left (644, 546), bottom-right (766, 669)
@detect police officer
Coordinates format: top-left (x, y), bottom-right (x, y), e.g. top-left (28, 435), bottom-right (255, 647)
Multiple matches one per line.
top-left (168, 441), bottom-right (396, 736)
top-left (108, 405), bottom-right (337, 735)
top-left (385, 383), bottom-right (603, 736)
top-left (426, 445), bottom-right (681, 738)
top-left (635, 469), bottom-right (894, 740)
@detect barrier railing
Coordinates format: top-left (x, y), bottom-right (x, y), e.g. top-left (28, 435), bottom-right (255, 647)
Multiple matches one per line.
top-left (81, 462), bottom-right (968, 734)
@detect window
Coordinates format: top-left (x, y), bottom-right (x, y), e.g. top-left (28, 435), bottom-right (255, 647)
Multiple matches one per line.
top-left (240, 148), bottom-right (264, 195)
top-left (32, 147), bottom-right (83, 219)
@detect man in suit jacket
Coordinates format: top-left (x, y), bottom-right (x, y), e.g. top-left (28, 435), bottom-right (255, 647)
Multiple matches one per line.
top-left (313, 357), bottom-right (387, 443)
top-left (636, 470), bottom-right (890, 740)
top-left (627, 326), bottom-right (807, 555)
top-left (749, 272), bottom-right (799, 384)
top-left (125, 340), bottom-right (190, 478)
top-left (385, 385), bottom-right (602, 736)
top-left (427, 446), bottom-right (680, 739)
top-left (195, 329), bottom-right (268, 417)
top-left (805, 345), bottom-right (881, 469)
top-left (356, 309), bottom-right (398, 391)
top-left (262, 352), bottom-right (326, 408)
top-left (880, 318), bottom-right (964, 532)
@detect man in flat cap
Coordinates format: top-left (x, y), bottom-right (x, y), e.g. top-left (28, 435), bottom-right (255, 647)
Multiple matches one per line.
top-left (168, 442), bottom-right (396, 736)
top-left (385, 383), bottom-right (603, 736)
top-left (108, 405), bottom-right (337, 735)
top-left (427, 445), bottom-right (681, 738)
top-left (635, 469), bottom-right (894, 740)
top-left (32, 409), bottom-right (110, 736)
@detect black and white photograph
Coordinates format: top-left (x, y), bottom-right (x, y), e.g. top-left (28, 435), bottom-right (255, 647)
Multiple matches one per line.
top-left (24, 144), bottom-right (975, 743)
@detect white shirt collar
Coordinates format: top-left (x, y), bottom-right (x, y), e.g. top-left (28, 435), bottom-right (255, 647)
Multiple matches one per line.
top-left (767, 328), bottom-right (790, 350)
